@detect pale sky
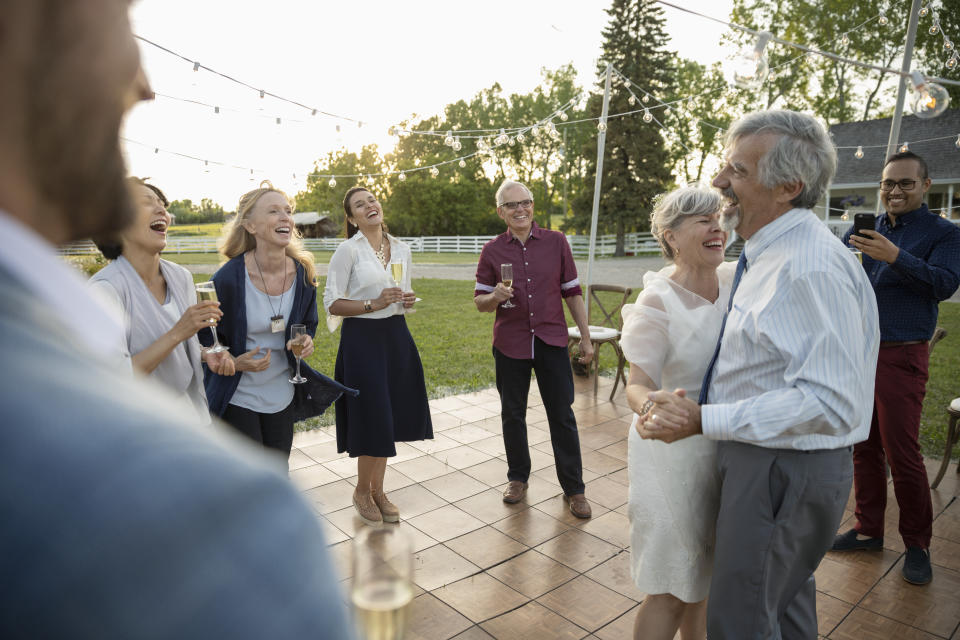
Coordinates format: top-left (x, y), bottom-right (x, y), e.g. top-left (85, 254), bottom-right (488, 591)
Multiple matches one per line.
top-left (124, 0), bottom-right (735, 208)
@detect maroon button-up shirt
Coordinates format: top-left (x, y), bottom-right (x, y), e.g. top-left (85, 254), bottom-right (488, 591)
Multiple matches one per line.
top-left (475, 222), bottom-right (583, 359)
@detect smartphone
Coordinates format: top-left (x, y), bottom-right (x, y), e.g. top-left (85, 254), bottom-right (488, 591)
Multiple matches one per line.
top-left (853, 213), bottom-right (874, 237)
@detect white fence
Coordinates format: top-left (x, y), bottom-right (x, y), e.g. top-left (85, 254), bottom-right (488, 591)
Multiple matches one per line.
top-left (59, 232), bottom-right (664, 257)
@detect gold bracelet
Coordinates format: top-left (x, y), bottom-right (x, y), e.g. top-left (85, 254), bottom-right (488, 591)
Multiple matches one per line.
top-left (638, 399), bottom-right (654, 419)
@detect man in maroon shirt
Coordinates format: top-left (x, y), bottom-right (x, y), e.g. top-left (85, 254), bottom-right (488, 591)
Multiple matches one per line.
top-left (474, 180), bottom-right (594, 518)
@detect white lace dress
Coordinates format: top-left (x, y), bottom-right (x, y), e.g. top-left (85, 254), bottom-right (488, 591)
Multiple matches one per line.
top-left (621, 262), bottom-right (735, 603)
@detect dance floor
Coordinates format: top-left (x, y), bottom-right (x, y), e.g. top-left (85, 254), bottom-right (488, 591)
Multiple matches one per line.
top-left (290, 376), bottom-right (960, 640)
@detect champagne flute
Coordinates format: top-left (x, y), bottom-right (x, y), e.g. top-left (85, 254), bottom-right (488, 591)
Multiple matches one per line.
top-left (352, 527), bottom-right (413, 640)
top-left (500, 263), bottom-right (515, 308)
top-left (195, 281), bottom-right (226, 354)
top-left (288, 324), bottom-right (307, 384)
top-left (389, 260), bottom-right (404, 287)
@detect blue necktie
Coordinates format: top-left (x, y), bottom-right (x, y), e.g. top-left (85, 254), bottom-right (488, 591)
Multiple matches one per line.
top-left (698, 252), bottom-right (748, 405)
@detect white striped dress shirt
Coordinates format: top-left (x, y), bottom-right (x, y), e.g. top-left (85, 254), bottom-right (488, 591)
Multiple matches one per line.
top-left (701, 208), bottom-right (880, 450)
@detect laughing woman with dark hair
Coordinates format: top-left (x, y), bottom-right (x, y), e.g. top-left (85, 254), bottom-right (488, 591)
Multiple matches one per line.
top-left (324, 186), bottom-right (432, 526)
top-left (89, 177), bottom-right (233, 423)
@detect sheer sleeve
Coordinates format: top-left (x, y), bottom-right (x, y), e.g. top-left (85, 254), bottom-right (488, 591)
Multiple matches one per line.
top-left (619, 289), bottom-right (670, 389)
top-left (323, 242), bottom-right (355, 332)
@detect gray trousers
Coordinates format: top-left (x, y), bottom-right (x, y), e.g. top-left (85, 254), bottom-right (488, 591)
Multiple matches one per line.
top-left (707, 441), bottom-right (852, 640)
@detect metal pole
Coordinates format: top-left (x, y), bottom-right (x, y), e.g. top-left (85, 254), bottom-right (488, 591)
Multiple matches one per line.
top-left (586, 63), bottom-right (612, 321)
top-left (562, 127), bottom-right (569, 227)
top-left (878, 0), bottom-right (922, 214)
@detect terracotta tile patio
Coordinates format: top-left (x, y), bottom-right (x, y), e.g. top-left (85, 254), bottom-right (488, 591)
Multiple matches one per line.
top-left (293, 376), bottom-right (960, 639)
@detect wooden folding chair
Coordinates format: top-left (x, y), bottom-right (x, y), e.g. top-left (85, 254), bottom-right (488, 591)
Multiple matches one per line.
top-left (568, 284), bottom-right (633, 400)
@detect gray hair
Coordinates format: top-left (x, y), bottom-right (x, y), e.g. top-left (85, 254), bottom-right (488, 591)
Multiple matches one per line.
top-left (495, 180), bottom-right (533, 207)
top-left (650, 186), bottom-right (724, 261)
top-left (725, 110), bottom-right (836, 209)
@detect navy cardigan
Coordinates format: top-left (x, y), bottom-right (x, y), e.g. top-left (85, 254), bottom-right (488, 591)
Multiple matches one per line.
top-left (201, 255), bottom-right (357, 419)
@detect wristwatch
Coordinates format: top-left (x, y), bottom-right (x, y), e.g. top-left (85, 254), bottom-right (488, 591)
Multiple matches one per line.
top-left (363, 300), bottom-right (372, 312)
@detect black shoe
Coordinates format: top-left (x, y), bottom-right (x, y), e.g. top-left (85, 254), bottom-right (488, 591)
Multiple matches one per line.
top-left (831, 528), bottom-right (883, 551)
top-left (902, 547), bottom-right (932, 585)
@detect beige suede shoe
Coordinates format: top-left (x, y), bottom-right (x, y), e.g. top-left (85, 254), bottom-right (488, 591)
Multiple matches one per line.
top-left (353, 491), bottom-right (383, 526)
top-left (372, 491), bottom-right (400, 523)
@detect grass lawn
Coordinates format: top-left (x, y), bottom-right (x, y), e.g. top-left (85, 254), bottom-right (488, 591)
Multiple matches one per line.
top-left (169, 251), bottom-right (481, 266)
top-left (167, 222), bottom-right (224, 237)
top-left (191, 269), bottom-right (959, 459)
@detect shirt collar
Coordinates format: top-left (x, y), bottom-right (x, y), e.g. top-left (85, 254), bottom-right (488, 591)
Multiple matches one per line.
top-left (742, 208), bottom-right (813, 264)
top-left (882, 203), bottom-right (928, 229)
top-left (506, 221), bottom-right (542, 244)
top-left (0, 209), bottom-right (125, 355)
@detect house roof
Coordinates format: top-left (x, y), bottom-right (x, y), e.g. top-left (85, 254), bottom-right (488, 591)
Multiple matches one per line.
top-left (291, 211), bottom-right (329, 225)
top-left (829, 109), bottom-right (960, 186)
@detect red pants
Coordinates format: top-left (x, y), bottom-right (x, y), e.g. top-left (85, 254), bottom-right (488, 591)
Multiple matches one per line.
top-left (852, 343), bottom-right (932, 548)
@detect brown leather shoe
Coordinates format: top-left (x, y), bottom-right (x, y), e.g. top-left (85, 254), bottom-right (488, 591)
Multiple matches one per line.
top-left (564, 493), bottom-right (592, 519)
top-left (353, 491), bottom-right (383, 526)
top-left (372, 490), bottom-right (400, 523)
top-left (502, 481), bottom-right (528, 504)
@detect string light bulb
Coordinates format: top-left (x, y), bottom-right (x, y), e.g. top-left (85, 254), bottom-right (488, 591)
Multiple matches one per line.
top-left (900, 141), bottom-right (909, 152)
top-left (946, 54), bottom-right (959, 70)
top-left (929, 24), bottom-right (940, 35)
top-left (516, 133), bottom-right (525, 143)
top-left (643, 108), bottom-right (653, 123)
top-left (878, 12), bottom-right (889, 26)
top-left (328, 177), bottom-right (336, 188)
top-left (729, 31), bottom-right (772, 90)
top-left (597, 120), bottom-right (607, 132)
top-left (560, 112), bottom-right (568, 121)
top-left (908, 71), bottom-right (950, 119)
top-left (840, 33), bottom-right (850, 47)
top-left (509, 136), bottom-right (516, 145)
top-left (628, 95), bottom-right (636, 106)
top-left (531, 124), bottom-right (541, 136)
top-left (855, 146), bottom-right (864, 159)
top-left (193, 61), bottom-right (201, 72)
top-left (452, 137), bottom-right (462, 151)
top-left (459, 159), bottom-right (466, 168)
top-left (495, 128), bottom-right (508, 145)
top-left (841, 212), bottom-right (849, 221)
top-left (946, 40), bottom-right (955, 52)
top-left (259, 89), bottom-right (265, 99)
top-left (919, 5), bottom-right (929, 17)
top-left (444, 131), bottom-right (454, 146)
top-left (398, 171), bottom-right (406, 182)
top-left (642, 93), bottom-right (650, 103)
top-left (430, 166), bottom-right (439, 178)
top-left (664, 106), bottom-right (672, 115)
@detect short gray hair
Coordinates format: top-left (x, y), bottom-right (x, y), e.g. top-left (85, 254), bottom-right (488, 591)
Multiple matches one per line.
top-left (495, 180), bottom-right (533, 207)
top-left (650, 185), bottom-right (724, 261)
top-left (725, 110), bottom-right (836, 209)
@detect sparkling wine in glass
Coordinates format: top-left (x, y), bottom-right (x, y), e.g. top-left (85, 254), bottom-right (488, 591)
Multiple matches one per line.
top-left (195, 281), bottom-right (226, 354)
top-left (352, 527), bottom-right (414, 640)
top-left (500, 263), bottom-right (515, 308)
top-left (288, 324), bottom-right (307, 384)
top-left (389, 261), bottom-right (404, 287)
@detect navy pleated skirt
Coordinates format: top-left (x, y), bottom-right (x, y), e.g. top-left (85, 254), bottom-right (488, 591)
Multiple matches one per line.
top-left (335, 315), bottom-right (433, 457)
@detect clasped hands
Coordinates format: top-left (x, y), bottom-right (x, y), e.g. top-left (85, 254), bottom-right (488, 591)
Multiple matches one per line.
top-left (636, 388), bottom-right (702, 443)
top-left (377, 287), bottom-right (417, 310)
top-left (204, 335), bottom-right (315, 377)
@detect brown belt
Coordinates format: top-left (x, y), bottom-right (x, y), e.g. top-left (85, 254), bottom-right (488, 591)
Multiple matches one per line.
top-left (880, 340), bottom-right (925, 347)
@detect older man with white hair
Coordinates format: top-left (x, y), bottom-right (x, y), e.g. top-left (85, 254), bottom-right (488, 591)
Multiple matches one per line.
top-left (640, 110), bottom-right (879, 639)
top-left (474, 180), bottom-right (594, 518)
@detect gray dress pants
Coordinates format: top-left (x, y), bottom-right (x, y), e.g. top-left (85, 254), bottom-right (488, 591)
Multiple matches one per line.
top-left (707, 441), bottom-right (852, 639)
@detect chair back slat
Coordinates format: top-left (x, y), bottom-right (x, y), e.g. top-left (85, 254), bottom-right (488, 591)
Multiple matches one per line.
top-left (588, 284), bottom-right (633, 330)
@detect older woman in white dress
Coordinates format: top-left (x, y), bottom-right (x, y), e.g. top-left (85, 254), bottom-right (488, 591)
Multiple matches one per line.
top-left (622, 186), bottom-right (734, 640)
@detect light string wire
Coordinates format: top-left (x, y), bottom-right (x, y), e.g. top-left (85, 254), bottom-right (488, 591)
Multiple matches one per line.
top-left (653, 0), bottom-right (960, 86)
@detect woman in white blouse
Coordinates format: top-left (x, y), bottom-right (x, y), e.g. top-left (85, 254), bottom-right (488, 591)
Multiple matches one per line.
top-left (621, 186), bottom-right (734, 640)
top-left (324, 186), bottom-right (433, 526)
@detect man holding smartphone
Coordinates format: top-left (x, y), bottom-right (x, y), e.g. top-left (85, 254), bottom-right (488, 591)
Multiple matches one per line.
top-left (834, 151), bottom-right (960, 585)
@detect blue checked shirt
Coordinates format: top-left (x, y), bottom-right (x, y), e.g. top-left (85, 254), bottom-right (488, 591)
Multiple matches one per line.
top-left (842, 204), bottom-right (960, 342)
top-left (701, 209), bottom-right (880, 450)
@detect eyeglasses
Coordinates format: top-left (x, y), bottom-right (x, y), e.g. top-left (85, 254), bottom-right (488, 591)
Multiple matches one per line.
top-left (879, 179), bottom-right (918, 192)
top-left (499, 199), bottom-right (534, 210)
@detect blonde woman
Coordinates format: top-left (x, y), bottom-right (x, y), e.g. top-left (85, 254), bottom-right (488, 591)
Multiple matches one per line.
top-left (622, 186), bottom-right (734, 640)
top-left (324, 186), bottom-right (432, 526)
top-left (203, 181), bottom-right (354, 464)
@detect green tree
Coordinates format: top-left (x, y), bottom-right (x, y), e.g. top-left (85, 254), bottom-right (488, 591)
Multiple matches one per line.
top-left (295, 145), bottom-right (384, 227)
top-left (168, 198), bottom-right (227, 224)
top-left (568, 0), bottom-right (676, 255)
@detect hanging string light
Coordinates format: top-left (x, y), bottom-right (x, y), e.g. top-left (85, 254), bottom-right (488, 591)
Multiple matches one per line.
top-left (855, 145), bottom-right (864, 159)
top-left (729, 31), bottom-right (773, 90)
top-left (398, 171), bottom-right (407, 182)
top-left (878, 11), bottom-right (889, 26)
top-left (900, 141), bottom-right (909, 152)
top-left (452, 137), bottom-right (462, 151)
top-left (840, 33), bottom-right (851, 47)
top-left (597, 120), bottom-right (607, 132)
top-left (628, 95), bottom-right (636, 106)
top-left (643, 108), bottom-right (653, 123)
top-left (909, 71), bottom-right (951, 119)
top-left (443, 131), bottom-right (454, 146)
top-left (328, 177), bottom-right (336, 188)
top-left (459, 159), bottom-right (467, 168)
top-left (429, 166), bottom-right (439, 178)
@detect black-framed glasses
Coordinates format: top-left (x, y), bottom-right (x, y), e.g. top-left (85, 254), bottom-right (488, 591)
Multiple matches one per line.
top-left (499, 199), bottom-right (534, 210)
top-left (879, 179), bottom-right (918, 192)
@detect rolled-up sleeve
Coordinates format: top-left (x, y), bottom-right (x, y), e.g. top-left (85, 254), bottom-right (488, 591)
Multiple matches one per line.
top-left (559, 236), bottom-right (582, 298)
top-left (474, 246), bottom-right (497, 297)
top-left (323, 244), bottom-right (354, 332)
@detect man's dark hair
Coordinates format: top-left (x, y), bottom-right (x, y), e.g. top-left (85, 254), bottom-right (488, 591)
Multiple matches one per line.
top-left (883, 151), bottom-right (928, 180)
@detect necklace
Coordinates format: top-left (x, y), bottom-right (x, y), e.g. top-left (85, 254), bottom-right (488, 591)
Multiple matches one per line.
top-left (374, 236), bottom-right (387, 267)
top-left (253, 252), bottom-right (289, 333)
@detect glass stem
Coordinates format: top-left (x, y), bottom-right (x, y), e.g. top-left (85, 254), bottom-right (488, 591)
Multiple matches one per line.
top-left (208, 326), bottom-right (219, 347)
top-left (296, 357), bottom-right (302, 379)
